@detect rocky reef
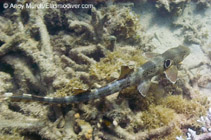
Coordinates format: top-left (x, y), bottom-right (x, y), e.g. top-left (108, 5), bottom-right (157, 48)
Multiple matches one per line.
top-left (153, 0), bottom-right (210, 15)
top-left (176, 108), bottom-right (211, 140)
top-left (0, 0), bottom-right (210, 140)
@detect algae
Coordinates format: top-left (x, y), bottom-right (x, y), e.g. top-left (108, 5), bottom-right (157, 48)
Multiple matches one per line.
top-left (56, 77), bottom-right (89, 97)
top-left (159, 95), bottom-right (206, 117)
top-left (0, 134), bottom-right (23, 140)
top-left (89, 47), bottom-right (146, 82)
top-left (141, 105), bottom-right (176, 129)
top-left (0, 0), bottom-right (210, 140)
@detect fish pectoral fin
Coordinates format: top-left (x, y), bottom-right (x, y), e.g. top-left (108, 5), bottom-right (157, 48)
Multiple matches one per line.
top-left (137, 80), bottom-right (151, 97)
top-left (164, 65), bottom-right (178, 84)
top-left (119, 65), bottom-right (134, 79)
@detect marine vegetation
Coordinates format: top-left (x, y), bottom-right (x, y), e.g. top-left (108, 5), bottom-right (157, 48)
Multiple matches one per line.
top-left (0, 0), bottom-right (210, 140)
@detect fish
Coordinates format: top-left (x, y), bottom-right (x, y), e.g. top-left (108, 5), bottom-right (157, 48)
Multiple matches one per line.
top-left (6, 45), bottom-right (190, 104)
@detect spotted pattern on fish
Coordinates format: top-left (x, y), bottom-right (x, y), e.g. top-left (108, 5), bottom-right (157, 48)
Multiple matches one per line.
top-left (10, 46), bottom-right (190, 104)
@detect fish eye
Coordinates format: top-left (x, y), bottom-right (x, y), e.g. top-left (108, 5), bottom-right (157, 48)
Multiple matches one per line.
top-left (164, 59), bottom-right (172, 69)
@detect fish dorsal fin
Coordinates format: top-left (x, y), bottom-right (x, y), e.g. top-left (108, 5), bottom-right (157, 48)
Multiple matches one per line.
top-left (143, 52), bottom-right (160, 59)
top-left (137, 80), bottom-right (151, 97)
top-left (164, 65), bottom-right (178, 84)
top-left (119, 65), bottom-right (134, 79)
top-left (72, 88), bottom-right (89, 95)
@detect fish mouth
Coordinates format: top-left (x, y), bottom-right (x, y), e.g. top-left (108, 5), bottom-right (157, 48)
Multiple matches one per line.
top-left (183, 46), bottom-right (191, 59)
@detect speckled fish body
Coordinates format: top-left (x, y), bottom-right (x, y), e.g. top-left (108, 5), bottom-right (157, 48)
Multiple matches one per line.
top-left (10, 45), bottom-right (190, 104)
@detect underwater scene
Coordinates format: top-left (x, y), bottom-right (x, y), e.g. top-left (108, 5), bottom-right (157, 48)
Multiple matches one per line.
top-left (0, 0), bottom-right (210, 140)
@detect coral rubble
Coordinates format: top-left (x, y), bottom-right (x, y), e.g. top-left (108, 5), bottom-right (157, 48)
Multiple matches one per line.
top-left (176, 108), bottom-right (211, 140)
top-left (0, 0), bottom-right (210, 140)
top-left (155, 0), bottom-right (189, 15)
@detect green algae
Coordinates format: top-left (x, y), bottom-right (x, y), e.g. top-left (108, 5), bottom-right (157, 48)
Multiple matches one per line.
top-left (159, 95), bottom-right (206, 117)
top-left (160, 125), bottom-right (183, 140)
top-left (0, 129), bottom-right (24, 140)
top-left (89, 48), bottom-right (146, 82)
top-left (141, 105), bottom-right (176, 129)
top-left (139, 94), bottom-right (207, 139)
top-left (0, 135), bottom-right (23, 140)
top-left (56, 77), bottom-right (89, 97)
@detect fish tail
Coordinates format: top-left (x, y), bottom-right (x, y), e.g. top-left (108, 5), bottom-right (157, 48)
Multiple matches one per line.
top-left (9, 78), bottom-right (130, 104)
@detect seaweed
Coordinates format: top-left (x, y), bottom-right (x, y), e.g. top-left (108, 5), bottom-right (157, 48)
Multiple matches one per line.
top-left (159, 95), bottom-right (206, 117)
top-left (141, 105), bottom-right (176, 129)
top-left (0, 0), bottom-right (209, 140)
top-left (89, 46), bottom-right (146, 82)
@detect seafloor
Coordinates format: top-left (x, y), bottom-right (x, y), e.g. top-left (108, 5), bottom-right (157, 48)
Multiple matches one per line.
top-left (0, 0), bottom-right (210, 140)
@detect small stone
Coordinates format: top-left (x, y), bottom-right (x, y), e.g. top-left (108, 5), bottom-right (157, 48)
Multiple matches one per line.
top-left (74, 113), bottom-right (80, 119)
top-left (113, 120), bottom-right (118, 126)
top-left (97, 123), bottom-right (101, 128)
